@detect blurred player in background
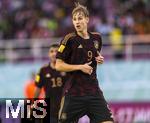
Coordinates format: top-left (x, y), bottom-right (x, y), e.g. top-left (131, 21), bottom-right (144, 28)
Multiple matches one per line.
top-left (34, 44), bottom-right (67, 123)
top-left (56, 3), bottom-right (114, 123)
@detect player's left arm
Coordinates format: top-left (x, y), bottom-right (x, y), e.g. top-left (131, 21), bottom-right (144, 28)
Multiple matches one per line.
top-left (94, 33), bottom-right (104, 64)
top-left (95, 51), bottom-right (104, 64)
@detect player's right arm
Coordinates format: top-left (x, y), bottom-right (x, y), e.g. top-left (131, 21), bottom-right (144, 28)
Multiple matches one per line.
top-left (56, 59), bottom-right (93, 75)
top-left (34, 87), bottom-right (41, 98)
top-left (56, 33), bottom-right (93, 75)
top-left (28, 70), bottom-right (45, 118)
top-left (34, 68), bottom-right (45, 98)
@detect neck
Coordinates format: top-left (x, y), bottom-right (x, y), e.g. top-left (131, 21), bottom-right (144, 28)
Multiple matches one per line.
top-left (50, 62), bottom-right (56, 69)
top-left (77, 29), bottom-right (89, 39)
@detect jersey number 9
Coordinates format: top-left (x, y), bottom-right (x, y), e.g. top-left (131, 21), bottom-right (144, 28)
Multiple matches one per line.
top-left (87, 50), bottom-right (93, 61)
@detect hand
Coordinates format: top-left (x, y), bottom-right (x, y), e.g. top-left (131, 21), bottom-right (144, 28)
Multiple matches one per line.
top-left (80, 61), bottom-right (93, 75)
top-left (95, 52), bottom-right (104, 64)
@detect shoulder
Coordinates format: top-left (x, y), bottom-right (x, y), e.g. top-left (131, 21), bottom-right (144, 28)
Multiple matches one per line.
top-left (61, 32), bottom-right (76, 45)
top-left (91, 32), bottom-right (102, 43)
top-left (91, 32), bottom-right (102, 38)
top-left (91, 32), bottom-right (102, 50)
top-left (38, 63), bottom-right (50, 73)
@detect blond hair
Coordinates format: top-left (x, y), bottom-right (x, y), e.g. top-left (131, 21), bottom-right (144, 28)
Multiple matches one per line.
top-left (72, 2), bottom-right (89, 17)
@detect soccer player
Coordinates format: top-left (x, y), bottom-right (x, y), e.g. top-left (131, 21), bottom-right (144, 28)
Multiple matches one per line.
top-left (34, 44), bottom-right (67, 123)
top-left (55, 3), bottom-right (114, 123)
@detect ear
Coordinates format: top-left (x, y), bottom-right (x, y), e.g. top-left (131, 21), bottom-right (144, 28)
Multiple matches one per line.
top-left (86, 17), bottom-right (89, 23)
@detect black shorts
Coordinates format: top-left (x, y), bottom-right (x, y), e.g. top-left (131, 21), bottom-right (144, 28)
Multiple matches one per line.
top-left (50, 116), bottom-right (58, 123)
top-left (59, 94), bottom-right (114, 123)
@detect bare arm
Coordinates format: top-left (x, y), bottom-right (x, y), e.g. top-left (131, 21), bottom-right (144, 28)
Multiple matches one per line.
top-left (55, 59), bottom-right (81, 72)
top-left (34, 87), bottom-right (41, 98)
top-left (55, 59), bottom-right (93, 75)
top-left (95, 51), bottom-right (104, 64)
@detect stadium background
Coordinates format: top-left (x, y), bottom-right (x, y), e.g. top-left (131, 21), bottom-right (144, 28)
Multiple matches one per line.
top-left (0, 0), bottom-right (150, 122)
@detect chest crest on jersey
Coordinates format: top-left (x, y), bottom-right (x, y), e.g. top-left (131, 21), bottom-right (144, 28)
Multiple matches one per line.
top-left (45, 73), bottom-right (51, 78)
top-left (93, 40), bottom-right (99, 49)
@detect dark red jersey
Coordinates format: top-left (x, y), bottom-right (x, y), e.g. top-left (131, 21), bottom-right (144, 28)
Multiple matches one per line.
top-left (35, 63), bottom-right (67, 117)
top-left (56, 32), bottom-right (103, 96)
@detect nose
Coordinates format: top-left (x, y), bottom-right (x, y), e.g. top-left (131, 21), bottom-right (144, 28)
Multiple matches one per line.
top-left (77, 19), bottom-right (81, 23)
top-left (53, 52), bottom-right (57, 56)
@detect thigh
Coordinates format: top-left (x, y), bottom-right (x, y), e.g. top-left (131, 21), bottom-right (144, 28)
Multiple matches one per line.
top-left (87, 95), bottom-right (114, 123)
top-left (59, 95), bottom-right (86, 123)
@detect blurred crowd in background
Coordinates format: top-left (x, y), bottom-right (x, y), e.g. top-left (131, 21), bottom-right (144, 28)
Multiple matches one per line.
top-left (0, 1), bottom-right (149, 123)
top-left (0, 0), bottom-right (149, 40)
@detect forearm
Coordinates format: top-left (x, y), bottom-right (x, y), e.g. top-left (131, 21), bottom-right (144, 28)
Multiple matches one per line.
top-left (34, 87), bottom-right (41, 98)
top-left (55, 59), bottom-right (81, 72)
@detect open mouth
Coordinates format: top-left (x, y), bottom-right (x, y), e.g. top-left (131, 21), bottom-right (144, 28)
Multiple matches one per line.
top-left (76, 25), bottom-right (81, 29)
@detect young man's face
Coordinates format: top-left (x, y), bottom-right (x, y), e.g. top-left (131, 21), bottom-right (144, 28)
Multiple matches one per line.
top-left (72, 11), bottom-right (89, 32)
top-left (48, 47), bottom-right (58, 63)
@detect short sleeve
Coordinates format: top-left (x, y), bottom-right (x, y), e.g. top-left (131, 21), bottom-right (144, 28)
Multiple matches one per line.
top-left (35, 68), bottom-right (45, 88)
top-left (92, 32), bottom-right (103, 57)
top-left (98, 35), bottom-right (102, 52)
top-left (56, 35), bottom-right (73, 62)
